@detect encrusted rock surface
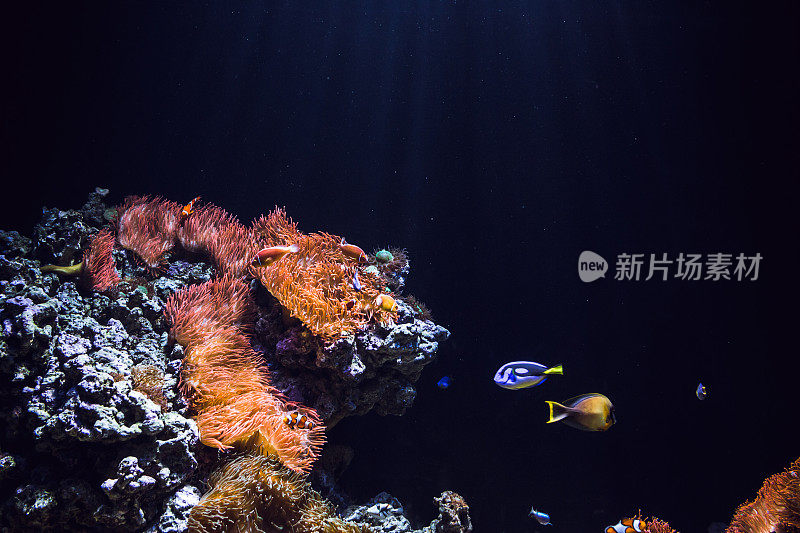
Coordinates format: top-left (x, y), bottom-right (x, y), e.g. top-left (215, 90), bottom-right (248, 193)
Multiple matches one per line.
top-left (0, 189), bottom-right (451, 531)
top-left (345, 491), bottom-right (473, 533)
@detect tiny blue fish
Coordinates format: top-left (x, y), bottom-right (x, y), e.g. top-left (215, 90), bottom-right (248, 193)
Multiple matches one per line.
top-left (437, 376), bottom-right (451, 389)
top-left (529, 508), bottom-right (551, 526)
top-left (352, 270), bottom-right (362, 291)
top-left (696, 382), bottom-right (708, 400)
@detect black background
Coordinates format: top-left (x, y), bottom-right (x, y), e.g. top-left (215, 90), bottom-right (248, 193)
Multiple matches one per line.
top-left (3, 2), bottom-right (798, 531)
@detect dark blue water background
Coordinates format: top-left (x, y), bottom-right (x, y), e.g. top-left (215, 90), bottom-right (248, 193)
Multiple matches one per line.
top-left (4, 3), bottom-right (798, 531)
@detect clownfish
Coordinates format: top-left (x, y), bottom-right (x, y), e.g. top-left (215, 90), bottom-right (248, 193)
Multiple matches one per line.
top-left (374, 293), bottom-right (398, 312)
top-left (545, 393), bottom-right (616, 431)
top-left (283, 411), bottom-right (315, 430)
top-left (606, 518), bottom-right (646, 533)
top-left (251, 244), bottom-right (299, 267)
top-left (340, 238), bottom-right (368, 262)
top-left (493, 361), bottom-right (563, 390)
top-left (180, 196), bottom-right (201, 221)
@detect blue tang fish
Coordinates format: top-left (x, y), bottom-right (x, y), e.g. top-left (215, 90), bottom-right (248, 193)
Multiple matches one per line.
top-left (437, 376), bottom-right (451, 389)
top-left (493, 361), bottom-right (563, 390)
top-left (529, 508), bottom-right (552, 526)
top-left (696, 382), bottom-right (708, 400)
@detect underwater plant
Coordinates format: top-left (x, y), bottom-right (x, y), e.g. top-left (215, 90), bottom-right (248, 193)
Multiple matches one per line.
top-left (188, 454), bottom-right (370, 533)
top-left (726, 457), bottom-right (800, 533)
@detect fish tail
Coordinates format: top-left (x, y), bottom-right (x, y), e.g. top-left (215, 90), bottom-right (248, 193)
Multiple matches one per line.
top-left (543, 364), bottom-right (563, 376)
top-left (545, 401), bottom-right (570, 423)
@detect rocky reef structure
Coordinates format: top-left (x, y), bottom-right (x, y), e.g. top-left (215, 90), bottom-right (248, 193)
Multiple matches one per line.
top-left (344, 491), bottom-right (473, 533)
top-left (0, 188), bottom-right (451, 531)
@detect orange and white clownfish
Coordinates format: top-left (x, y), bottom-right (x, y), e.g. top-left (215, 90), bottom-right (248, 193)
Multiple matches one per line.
top-left (251, 244), bottom-right (299, 267)
top-left (605, 518), bottom-right (646, 533)
top-left (180, 196), bottom-right (201, 221)
top-left (283, 410), bottom-right (315, 430)
top-left (374, 293), bottom-right (398, 312)
top-left (340, 238), bottom-right (368, 262)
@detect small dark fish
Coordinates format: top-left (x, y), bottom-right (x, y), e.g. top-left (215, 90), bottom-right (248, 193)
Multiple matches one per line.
top-left (696, 382), bottom-right (708, 400)
top-left (437, 376), bottom-right (451, 389)
top-left (352, 270), bottom-right (362, 291)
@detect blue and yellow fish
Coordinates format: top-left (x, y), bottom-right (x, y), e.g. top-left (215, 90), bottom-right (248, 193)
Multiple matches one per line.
top-left (437, 376), bottom-right (451, 389)
top-left (696, 382), bottom-right (708, 400)
top-left (493, 361), bottom-right (563, 390)
top-left (545, 393), bottom-right (615, 431)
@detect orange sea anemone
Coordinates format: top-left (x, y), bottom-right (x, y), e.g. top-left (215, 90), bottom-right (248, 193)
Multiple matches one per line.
top-left (250, 208), bottom-right (397, 341)
top-left (726, 457), bottom-right (800, 533)
top-left (82, 227), bottom-right (121, 291)
top-left (165, 275), bottom-right (325, 472)
top-left (175, 201), bottom-right (256, 277)
top-left (188, 454), bottom-right (368, 533)
top-left (116, 195), bottom-right (181, 270)
top-left (164, 274), bottom-right (254, 347)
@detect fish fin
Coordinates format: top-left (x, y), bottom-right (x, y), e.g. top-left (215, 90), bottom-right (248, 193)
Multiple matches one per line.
top-left (543, 364), bottom-right (563, 376)
top-left (288, 244), bottom-right (299, 253)
top-left (545, 401), bottom-right (571, 423)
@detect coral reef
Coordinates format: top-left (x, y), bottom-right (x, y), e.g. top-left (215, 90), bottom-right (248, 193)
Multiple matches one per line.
top-left (726, 457), bottom-right (800, 533)
top-left (0, 189), bottom-right (451, 531)
top-left (0, 195), bottom-right (205, 530)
